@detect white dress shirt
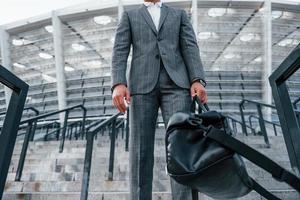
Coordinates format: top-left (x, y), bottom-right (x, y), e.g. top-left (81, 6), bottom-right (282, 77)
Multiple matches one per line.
top-left (143, 1), bottom-right (162, 31)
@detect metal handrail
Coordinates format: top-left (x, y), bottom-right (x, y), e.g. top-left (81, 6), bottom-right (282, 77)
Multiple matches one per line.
top-left (239, 99), bottom-right (277, 147)
top-left (42, 121), bottom-right (61, 141)
top-left (293, 97), bottom-right (300, 109)
top-left (269, 44), bottom-right (300, 174)
top-left (43, 120), bottom-right (80, 141)
top-left (16, 120), bottom-right (59, 137)
top-left (0, 107), bottom-right (39, 133)
top-left (248, 114), bottom-right (281, 136)
top-left (80, 111), bottom-right (125, 200)
top-left (226, 115), bottom-right (255, 135)
top-left (20, 104), bottom-right (85, 124)
top-left (15, 104), bottom-right (87, 181)
top-left (0, 65), bottom-right (28, 199)
top-left (67, 120), bottom-right (84, 140)
top-left (0, 107), bottom-right (39, 117)
top-left (295, 109), bottom-right (300, 124)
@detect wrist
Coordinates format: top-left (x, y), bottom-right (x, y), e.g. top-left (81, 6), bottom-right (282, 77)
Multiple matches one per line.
top-left (111, 83), bottom-right (127, 93)
top-left (192, 78), bottom-right (206, 87)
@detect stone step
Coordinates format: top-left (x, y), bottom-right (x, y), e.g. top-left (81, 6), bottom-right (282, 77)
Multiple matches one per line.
top-left (12, 143), bottom-right (289, 156)
top-left (2, 190), bottom-right (299, 200)
top-left (14, 134), bottom-right (283, 147)
top-left (9, 156), bottom-right (292, 169)
top-left (8, 160), bottom-right (293, 177)
top-left (10, 153), bottom-right (291, 169)
top-left (12, 140), bottom-right (288, 152)
top-left (6, 172), bottom-right (296, 192)
top-left (4, 180), bottom-right (169, 193)
top-left (3, 192), bottom-right (173, 200)
top-left (7, 134), bottom-right (295, 199)
top-left (6, 168), bottom-right (169, 182)
top-left (10, 152), bottom-right (290, 165)
top-left (4, 177), bottom-right (297, 193)
top-left (13, 136), bottom-right (287, 150)
top-left (6, 167), bottom-right (295, 184)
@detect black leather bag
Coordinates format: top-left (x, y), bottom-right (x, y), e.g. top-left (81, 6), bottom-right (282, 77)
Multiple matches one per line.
top-left (166, 97), bottom-right (300, 200)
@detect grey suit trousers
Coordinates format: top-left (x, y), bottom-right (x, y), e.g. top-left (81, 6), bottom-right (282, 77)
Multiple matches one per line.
top-left (129, 60), bottom-right (193, 200)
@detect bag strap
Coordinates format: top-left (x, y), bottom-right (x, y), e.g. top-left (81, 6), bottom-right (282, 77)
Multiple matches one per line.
top-left (205, 127), bottom-right (300, 193)
top-left (250, 178), bottom-right (281, 200)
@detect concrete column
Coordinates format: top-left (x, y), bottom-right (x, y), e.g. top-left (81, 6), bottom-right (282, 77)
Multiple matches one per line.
top-left (191, 0), bottom-right (198, 35)
top-left (0, 28), bottom-right (12, 109)
top-left (262, 0), bottom-right (272, 121)
top-left (118, 0), bottom-right (124, 21)
top-left (52, 12), bottom-right (67, 122)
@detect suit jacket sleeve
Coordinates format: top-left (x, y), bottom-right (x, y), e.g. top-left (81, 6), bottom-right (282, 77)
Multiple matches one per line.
top-left (111, 10), bottom-right (132, 92)
top-left (179, 10), bottom-right (205, 84)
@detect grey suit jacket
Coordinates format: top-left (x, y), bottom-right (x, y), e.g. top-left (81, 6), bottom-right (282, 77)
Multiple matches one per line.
top-left (111, 3), bottom-right (205, 95)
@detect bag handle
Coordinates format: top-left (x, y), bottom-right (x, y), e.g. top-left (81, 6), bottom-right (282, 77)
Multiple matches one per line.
top-left (190, 96), bottom-right (209, 113)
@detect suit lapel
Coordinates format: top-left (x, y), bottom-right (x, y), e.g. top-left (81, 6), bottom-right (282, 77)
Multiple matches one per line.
top-left (139, 5), bottom-right (158, 35)
top-left (157, 4), bottom-right (169, 33)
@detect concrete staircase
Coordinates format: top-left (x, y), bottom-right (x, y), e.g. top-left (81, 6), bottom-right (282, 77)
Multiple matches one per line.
top-left (3, 128), bottom-right (300, 200)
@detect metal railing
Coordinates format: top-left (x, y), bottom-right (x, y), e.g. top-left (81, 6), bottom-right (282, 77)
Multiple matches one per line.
top-left (41, 121), bottom-right (61, 140)
top-left (269, 44), bottom-right (300, 175)
top-left (0, 107), bottom-right (39, 117)
top-left (43, 120), bottom-right (83, 141)
top-left (15, 104), bottom-right (87, 181)
top-left (239, 99), bottom-right (277, 147)
top-left (0, 107), bottom-right (39, 130)
top-left (248, 114), bottom-right (281, 136)
top-left (293, 97), bottom-right (300, 125)
top-left (293, 97), bottom-right (300, 109)
top-left (80, 111), bottom-right (125, 200)
top-left (226, 115), bottom-right (255, 135)
top-left (231, 96), bottom-right (300, 138)
top-left (0, 65), bottom-right (29, 199)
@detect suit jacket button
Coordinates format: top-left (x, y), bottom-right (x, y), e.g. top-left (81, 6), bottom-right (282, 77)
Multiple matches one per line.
top-left (155, 54), bottom-right (160, 59)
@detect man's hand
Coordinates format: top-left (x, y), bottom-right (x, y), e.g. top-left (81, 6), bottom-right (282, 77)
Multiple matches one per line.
top-left (112, 84), bottom-right (131, 113)
top-left (190, 82), bottom-right (208, 103)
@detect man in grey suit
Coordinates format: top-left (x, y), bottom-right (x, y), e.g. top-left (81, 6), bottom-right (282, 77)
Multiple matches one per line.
top-left (111, 0), bottom-right (207, 199)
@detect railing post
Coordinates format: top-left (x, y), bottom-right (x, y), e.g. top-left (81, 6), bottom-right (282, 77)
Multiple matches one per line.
top-left (273, 124), bottom-right (278, 136)
top-left (81, 107), bottom-right (87, 138)
top-left (29, 121), bottom-right (37, 141)
top-left (45, 125), bottom-right (50, 141)
top-left (68, 127), bottom-right (72, 140)
top-left (256, 104), bottom-right (270, 148)
top-left (56, 127), bottom-right (60, 141)
top-left (59, 111), bottom-right (69, 153)
top-left (125, 108), bottom-right (129, 152)
top-left (80, 131), bottom-right (94, 200)
top-left (248, 115), bottom-right (257, 135)
top-left (192, 189), bottom-right (199, 200)
top-left (0, 65), bottom-right (29, 199)
top-left (248, 115), bottom-right (254, 131)
top-left (233, 121), bottom-right (237, 134)
top-left (269, 45), bottom-right (300, 174)
top-left (239, 102), bottom-right (248, 136)
top-left (15, 121), bottom-right (33, 181)
top-left (108, 119), bottom-right (117, 181)
top-left (121, 121), bottom-right (125, 139)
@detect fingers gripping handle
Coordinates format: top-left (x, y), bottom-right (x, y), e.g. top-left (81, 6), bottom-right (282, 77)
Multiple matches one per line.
top-left (190, 96), bottom-right (210, 113)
